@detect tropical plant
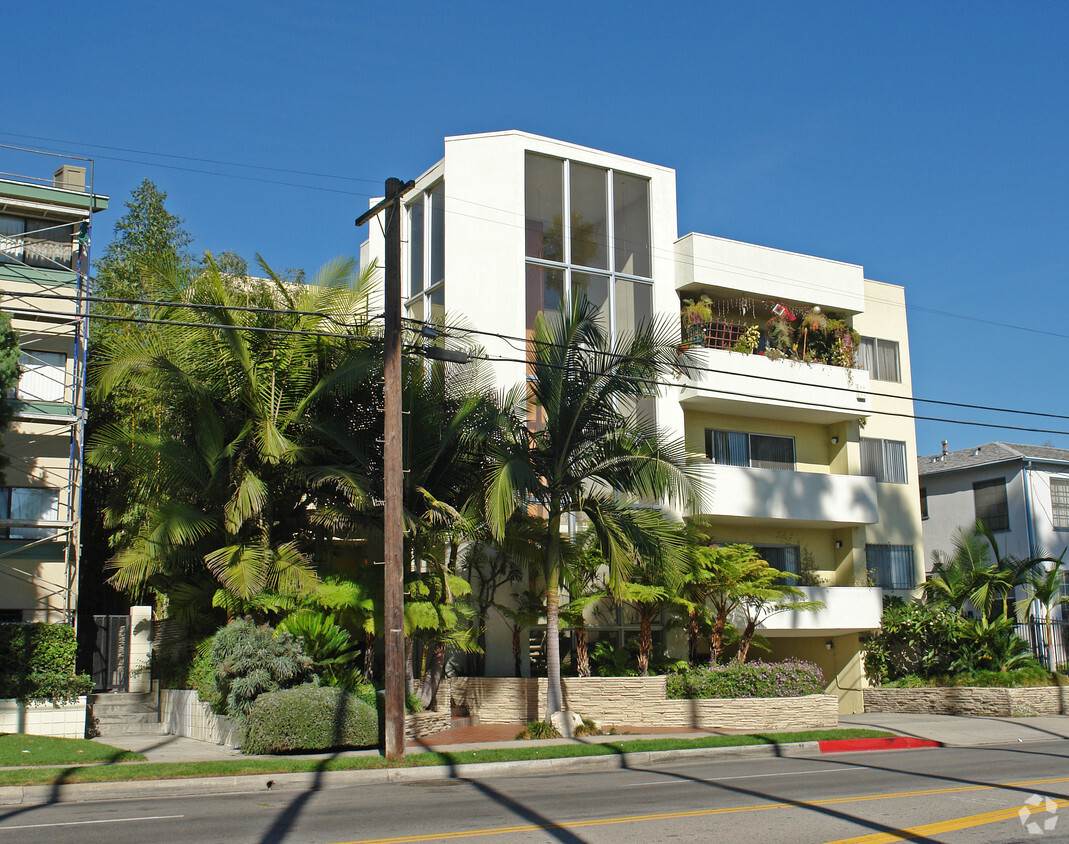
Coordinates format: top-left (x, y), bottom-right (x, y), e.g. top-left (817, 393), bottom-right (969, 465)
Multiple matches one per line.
top-left (210, 617), bottom-right (315, 722)
top-left (690, 543), bottom-right (767, 664)
top-left (0, 312), bottom-right (21, 486)
top-left (1015, 554), bottom-right (1069, 670)
top-left (89, 254), bottom-right (379, 612)
top-left (493, 591), bottom-right (544, 678)
top-left (589, 640), bottom-right (638, 677)
top-left (484, 298), bottom-right (696, 717)
top-left (733, 566), bottom-right (824, 663)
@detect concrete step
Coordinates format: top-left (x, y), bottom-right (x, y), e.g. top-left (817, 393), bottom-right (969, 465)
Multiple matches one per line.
top-left (93, 721), bottom-right (168, 737)
top-left (87, 692), bottom-right (157, 706)
top-left (94, 711), bottom-right (161, 726)
top-left (90, 702), bottom-right (159, 717)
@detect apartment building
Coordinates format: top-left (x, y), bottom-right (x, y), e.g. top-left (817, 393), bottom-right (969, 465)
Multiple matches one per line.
top-left (0, 164), bottom-right (107, 622)
top-left (362, 132), bottom-right (924, 711)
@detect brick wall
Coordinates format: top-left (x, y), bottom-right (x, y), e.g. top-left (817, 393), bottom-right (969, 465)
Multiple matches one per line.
top-left (451, 677), bottom-right (837, 730)
top-left (864, 686), bottom-right (1069, 716)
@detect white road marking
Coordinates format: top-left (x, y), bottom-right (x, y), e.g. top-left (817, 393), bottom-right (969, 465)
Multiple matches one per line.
top-left (0, 813), bottom-right (183, 832)
top-left (621, 766), bottom-right (875, 787)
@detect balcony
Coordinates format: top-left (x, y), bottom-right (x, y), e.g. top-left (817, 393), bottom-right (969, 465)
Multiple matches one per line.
top-left (758, 586), bottom-right (883, 636)
top-left (693, 462), bottom-right (878, 528)
top-left (679, 346), bottom-right (871, 423)
top-left (675, 233), bottom-right (866, 314)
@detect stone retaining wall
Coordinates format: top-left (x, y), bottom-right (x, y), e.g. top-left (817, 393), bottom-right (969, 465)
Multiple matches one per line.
top-left (864, 686), bottom-right (1069, 717)
top-left (0, 697), bottom-right (87, 739)
top-left (406, 709), bottom-right (452, 740)
top-left (450, 677), bottom-right (837, 730)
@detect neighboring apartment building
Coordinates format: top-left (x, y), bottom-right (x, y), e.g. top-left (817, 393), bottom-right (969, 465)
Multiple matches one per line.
top-left (362, 131), bottom-right (925, 711)
top-left (0, 165), bottom-right (107, 622)
top-left (920, 441), bottom-right (1069, 569)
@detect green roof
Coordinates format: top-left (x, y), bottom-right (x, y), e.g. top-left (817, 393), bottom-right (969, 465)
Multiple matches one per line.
top-left (0, 179), bottom-right (108, 213)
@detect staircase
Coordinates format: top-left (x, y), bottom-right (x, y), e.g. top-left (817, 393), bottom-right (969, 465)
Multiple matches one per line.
top-left (87, 691), bottom-right (166, 737)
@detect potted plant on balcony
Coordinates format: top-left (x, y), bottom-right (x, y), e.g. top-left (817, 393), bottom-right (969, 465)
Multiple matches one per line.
top-left (731, 324), bottom-right (762, 355)
top-left (680, 295), bottom-right (713, 346)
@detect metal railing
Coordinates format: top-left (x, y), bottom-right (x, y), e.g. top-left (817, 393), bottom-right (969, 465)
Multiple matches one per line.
top-left (1014, 618), bottom-right (1069, 671)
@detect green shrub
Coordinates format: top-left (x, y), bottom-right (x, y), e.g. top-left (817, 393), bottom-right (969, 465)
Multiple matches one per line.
top-left (862, 599), bottom-right (967, 684)
top-left (211, 618), bottom-right (315, 722)
top-left (187, 641), bottom-right (223, 712)
top-left (885, 665), bottom-right (1056, 688)
top-left (666, 660), bottom-right (825, 699)
top-left (574, 718), bottom-right (604, 737)
top-left (241, 685), bottom-right (378, 754)
top-left (515, 720), bottom-right (561, 740)
top-left (0, 623), bottom-right (93, 704)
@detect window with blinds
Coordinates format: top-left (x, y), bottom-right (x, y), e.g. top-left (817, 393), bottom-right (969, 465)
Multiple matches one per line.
top-left (705, 430), bottom-right (795, 471)
top-left (860, 438), bottom-right (908, 484)
top-left (1051, 478), bottom-right (1069, 529)
top-left (973, 478), bottom-right (1009, 532)
top-left (865, 544), bottom-right (915, 589)
top-left (858, 337), bottom-right (901, 382)
top-left (753, 544), bottom-right (800, 583)
top-left (17, 350), bottom-right (67, 403)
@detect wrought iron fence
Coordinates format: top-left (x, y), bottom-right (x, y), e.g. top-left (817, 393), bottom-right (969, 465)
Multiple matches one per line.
top-left (1014, 618), bottom-right (1069, 671)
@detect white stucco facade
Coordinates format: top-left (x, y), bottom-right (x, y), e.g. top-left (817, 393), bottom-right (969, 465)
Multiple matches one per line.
top-left (361, 132), bottom-right (925, 707)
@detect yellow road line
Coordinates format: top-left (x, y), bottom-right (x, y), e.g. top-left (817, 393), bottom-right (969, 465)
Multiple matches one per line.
top-left (827, 797), bottom-right (1069, 843)
top-left (332, 775), bottom-right (1069, 844)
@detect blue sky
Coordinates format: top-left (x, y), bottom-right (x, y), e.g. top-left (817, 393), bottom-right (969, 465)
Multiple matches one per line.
top-left (3, 1), bottom-right (1068, 455)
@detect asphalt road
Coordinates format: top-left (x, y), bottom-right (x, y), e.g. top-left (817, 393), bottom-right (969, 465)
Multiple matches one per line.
top-left (2, 742), bottom-right (1068, 843)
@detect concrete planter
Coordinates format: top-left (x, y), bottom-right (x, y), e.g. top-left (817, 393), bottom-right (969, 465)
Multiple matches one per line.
top-left (864, 685), bottom-right (1069, 717)
top-left (0, 696), bottom-right (87, 739)
top-left (160, 689), bottom-right (240, 747)
top-left (451, 677), bottom-right (838, 731)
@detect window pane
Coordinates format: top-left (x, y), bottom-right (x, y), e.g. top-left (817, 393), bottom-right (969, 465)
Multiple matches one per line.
top-left (860, 437), bottom-right (881, 479)
top-left (9, 487), bottom-right (60, 539)
top-left (525, 153), bottom-right (564, 261)
top-left (408, 199), bottom-right (424, 296)
top-left (1052, 478), bottom-right (1069, 529)
top-left (876, 339), bottom-right (901, 382)
top-left (974, 478), bottom-right (1009, 531)
top-left (708, 430), bottom-right (748, 467)
top-left (866, 544), bottom-right (915, 589)
top-left (750, 434), bottom-right (795, 470)
top-left (569, 163), bottom-right (607, 270)
top-left (615, 278), bottom-right (652, 338)
top-left (429, 285), bottom-right (445, 323)
top-left (17, 350), bottom-right (66, 402)
top-left (613, 172), bottom-right (650, 277)
top-left (430, 183), bottom-right (445, 288)
top-left (882, 440), bottom-right (907, 484)
top-left (0, 216), bottom-right (25, 263)
top-left (525, 264), bottom-right (564, 330)
top-left (858, 337), bottom-right (876, 376)
top-left (572, 271), bottom-right (609, 337)
top-left (920, 487), bottom-right (929, 519)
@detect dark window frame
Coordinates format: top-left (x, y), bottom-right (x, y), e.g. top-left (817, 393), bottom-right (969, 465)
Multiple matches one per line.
top-left (973, 477), bottom-right (1010, 532)
top-left (705, 429), bottom-right (796, 471)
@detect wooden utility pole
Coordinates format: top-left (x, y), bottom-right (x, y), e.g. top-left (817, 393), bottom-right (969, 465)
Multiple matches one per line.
top-left (356, 177), bottom-right (412, 761)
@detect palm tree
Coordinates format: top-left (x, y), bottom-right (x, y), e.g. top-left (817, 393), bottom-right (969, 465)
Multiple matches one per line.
top-left (1015, 554), bottom-right (1069, 670)
top-left (690, 543), bottom-right (767, 664)
top-left (89, 254), bottom-right (379, 610)
top-left (484, 298), bottom-right (696, 719)
top-left (733, 563), bottom-right (823, 663)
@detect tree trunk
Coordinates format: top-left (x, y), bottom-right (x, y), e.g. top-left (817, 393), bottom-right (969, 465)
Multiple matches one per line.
top-left (512, 627), bottom-right (522, 678)
top-left (637, 607), bottom-right (652, 677)
top-left (709, 610), bottom-right (728, 665)
top-left (687, 610), bottom-right (699, 666)
top-left (736, 620), bottom-right (757, 663)
top-left (575, 622), bottom-right (590, 678)
top-left (404, 635), bottom-right (415, 696)
top-left (363, 630), bottom-right (376, 683)
top-left (420, 639), bottom-right (447, 710)
top-left (544, 513), bottom-right (564, 719)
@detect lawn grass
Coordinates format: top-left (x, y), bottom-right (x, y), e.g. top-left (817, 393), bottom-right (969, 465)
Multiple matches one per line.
top-left (0, 734), bottom-right (146, 766)
top-left (0, 728), bottom-right (892, 787)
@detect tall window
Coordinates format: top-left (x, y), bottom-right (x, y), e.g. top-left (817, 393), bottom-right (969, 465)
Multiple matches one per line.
top-left (0, 487), bottom-right (60, 539)
top-left (857, 337), bottom-right (901, 382)
top-left (866, 544), bottom-right (915, 589)
top-left (17, 350), bottom-right (66, 403)
top-left (920, 486), bottom-right (928, 520)
top-left (406, 182), bottom-right (445, 325)
top-left (706, 430), bottom-right (795, 471)
top-left (524, 152), bottom-right (651, 338)
top-left (973, 478), bottom-right (1009, 532)
top-left (753, 544), bottom-right (801, 580)
top-left (860, 438), bottom-right (908, 484)
top-left (1052, 478), bottom-right (1069, 529)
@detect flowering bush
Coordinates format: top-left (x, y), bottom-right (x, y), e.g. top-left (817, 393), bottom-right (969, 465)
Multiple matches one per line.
top-left (666, 660), bottom-right (825, 699)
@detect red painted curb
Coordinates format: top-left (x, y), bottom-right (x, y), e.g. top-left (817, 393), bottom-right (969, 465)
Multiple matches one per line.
top-left (818, 737), bottom-right (943, 753)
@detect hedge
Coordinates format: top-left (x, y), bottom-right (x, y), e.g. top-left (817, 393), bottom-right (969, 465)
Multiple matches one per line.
top-left (667, 660), bottom-right (825, 699)
top-left (0, 623), bottom-right (93, 704)
top-left (242, 685), bottom-right (378, 755)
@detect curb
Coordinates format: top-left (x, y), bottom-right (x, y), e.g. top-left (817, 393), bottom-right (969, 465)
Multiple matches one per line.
top-left (818, 736), bottom-right (942, 753)
top-left (0, 738), bottom-right (944, 807)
